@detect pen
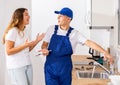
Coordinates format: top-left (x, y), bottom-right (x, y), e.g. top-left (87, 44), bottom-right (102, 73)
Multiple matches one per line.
top-left (36, 50), bottom-right (52, 56)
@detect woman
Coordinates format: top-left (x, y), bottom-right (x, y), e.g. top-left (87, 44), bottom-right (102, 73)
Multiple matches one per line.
top-left (2, 8), bottom-right (44, 85)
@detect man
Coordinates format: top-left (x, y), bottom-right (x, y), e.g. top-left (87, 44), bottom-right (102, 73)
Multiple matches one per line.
top-left (40, 7), bottom-right (113, 85)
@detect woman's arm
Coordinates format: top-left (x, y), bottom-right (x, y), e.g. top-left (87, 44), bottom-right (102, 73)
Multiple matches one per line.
top-left (29, 33), bottom-right (45, 51)
top-left (5, 39), bottom-right (33, 55)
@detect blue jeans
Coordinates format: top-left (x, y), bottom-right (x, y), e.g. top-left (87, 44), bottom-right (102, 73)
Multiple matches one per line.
top-left (8, 65), bottom-right (33, 85)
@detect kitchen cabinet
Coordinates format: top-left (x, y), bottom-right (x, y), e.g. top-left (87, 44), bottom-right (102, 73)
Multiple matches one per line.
top-left (91, 0), bottom-right (114, 26)
top-left (88, 0), bottom-right (115, 54)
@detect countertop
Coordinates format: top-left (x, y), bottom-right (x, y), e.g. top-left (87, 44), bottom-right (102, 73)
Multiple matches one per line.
top-left (71, 55), bottom-right (110, 85)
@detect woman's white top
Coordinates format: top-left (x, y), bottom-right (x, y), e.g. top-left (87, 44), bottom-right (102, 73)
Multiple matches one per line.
top-left (5, 27), bottom-right (31, 69)
top-left (43, 25), bottom-right (88, 53)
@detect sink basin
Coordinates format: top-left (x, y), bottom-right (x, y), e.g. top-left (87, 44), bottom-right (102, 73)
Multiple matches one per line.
top-left (77, 71), bottom-right (109, 79)
top-left (73, 61), bottom-right (111, 79)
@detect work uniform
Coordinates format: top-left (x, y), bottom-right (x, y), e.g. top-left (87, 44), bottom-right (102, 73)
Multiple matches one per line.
top-left (45, 25), bottom-right (73, 85)
top-left (43, 25), bottom-right (87, 85)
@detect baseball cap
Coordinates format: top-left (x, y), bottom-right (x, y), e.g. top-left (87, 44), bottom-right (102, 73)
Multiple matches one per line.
top-left (54, 7), bottom-right (73, 20)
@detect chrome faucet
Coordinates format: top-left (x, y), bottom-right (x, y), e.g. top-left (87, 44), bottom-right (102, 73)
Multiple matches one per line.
top-left (93, 61), bottom-right (114, 75)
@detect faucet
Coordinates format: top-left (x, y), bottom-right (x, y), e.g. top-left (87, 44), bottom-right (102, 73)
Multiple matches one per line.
top-left (90, 61), bottom-right (114, 78)
top-left (93, 61), bottom-right (114, 75)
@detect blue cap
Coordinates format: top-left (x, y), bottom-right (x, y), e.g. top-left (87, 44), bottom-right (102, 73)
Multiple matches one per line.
top-left (54, 7), bottom-right (73, 20)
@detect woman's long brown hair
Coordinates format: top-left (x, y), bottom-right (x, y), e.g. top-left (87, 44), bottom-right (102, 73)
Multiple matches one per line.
top-left (2, 8), bottom-right (27, 44)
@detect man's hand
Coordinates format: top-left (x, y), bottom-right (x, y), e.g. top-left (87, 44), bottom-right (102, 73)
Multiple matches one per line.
top-left (38, 49), bottom-right (50, 56)
top-left (104, 53), bottom-right (114, 64)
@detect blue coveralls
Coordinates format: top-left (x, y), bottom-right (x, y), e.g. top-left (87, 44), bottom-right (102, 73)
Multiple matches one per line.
top-left (44, 25), bottom-right (73, 85)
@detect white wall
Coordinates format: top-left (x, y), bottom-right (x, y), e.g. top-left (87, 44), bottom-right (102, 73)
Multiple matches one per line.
top-left (0, 1), bottom-right (5, 85)
top-left (0, 0), bottom-right (31, 85)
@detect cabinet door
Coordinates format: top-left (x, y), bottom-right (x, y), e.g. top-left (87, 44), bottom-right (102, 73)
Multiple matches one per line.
top-left (91, 0), bottom-right (114, 26)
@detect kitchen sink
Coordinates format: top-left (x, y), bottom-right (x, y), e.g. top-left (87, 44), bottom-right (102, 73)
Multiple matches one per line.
top-left (73, 61), bottom-right (111, 79)
top-left (77, 71), bottom-right (109, 79)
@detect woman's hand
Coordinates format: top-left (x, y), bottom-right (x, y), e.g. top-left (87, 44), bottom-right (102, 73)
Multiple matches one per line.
top-left (35, 33), bottom-right (45, 42)
top-left (24, 38), bottom-right (35, 47)
top-left (27, 33), bottom-right (45, 51)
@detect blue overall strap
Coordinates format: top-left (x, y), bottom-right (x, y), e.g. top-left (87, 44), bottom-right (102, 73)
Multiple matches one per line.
top-left (54, 25), bottom-right (74, 36)
top-left (66, 27), bottom-right (73, 36)
top-left (54, 25), bottom-right (58, 35)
